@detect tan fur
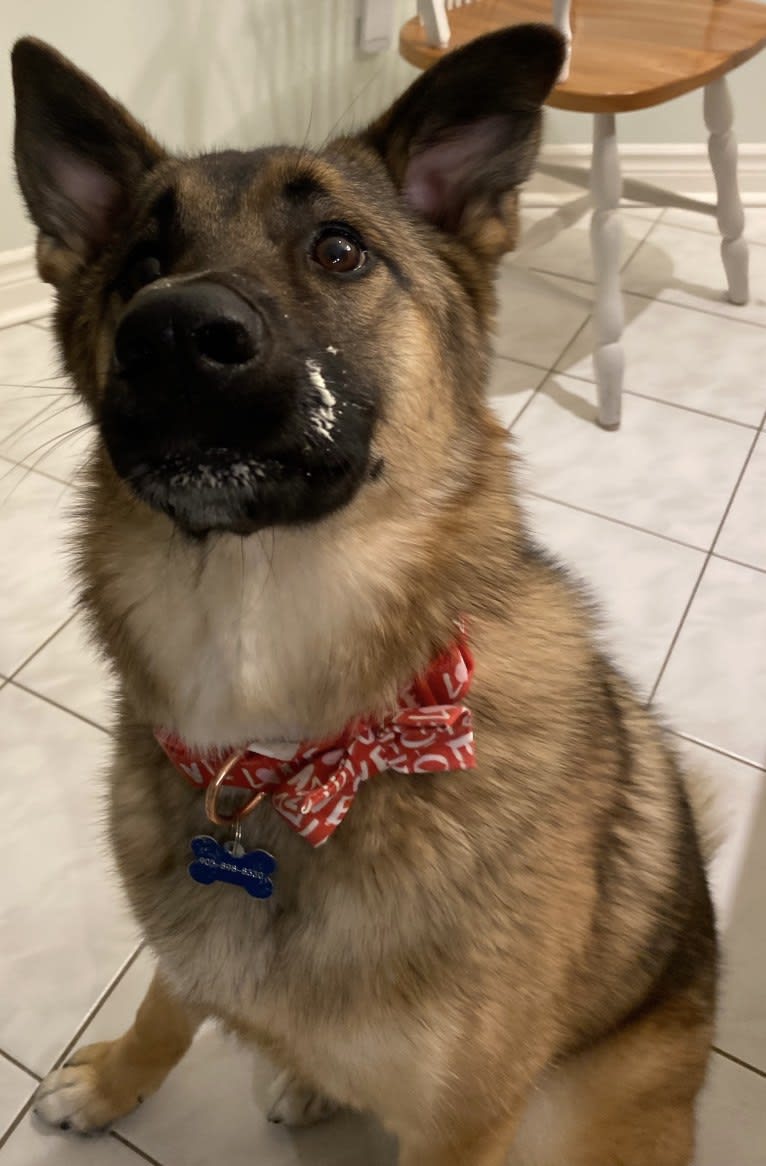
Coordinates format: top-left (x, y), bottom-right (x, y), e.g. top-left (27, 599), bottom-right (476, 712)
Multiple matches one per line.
top-left (14, 30), bottom-right (717, 1165)
top-left (511, 979), bottom-right (713, 1166)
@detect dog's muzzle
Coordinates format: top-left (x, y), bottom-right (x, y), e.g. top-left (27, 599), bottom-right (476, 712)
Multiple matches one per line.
top-left (99, 278), bottom-right (376, 537)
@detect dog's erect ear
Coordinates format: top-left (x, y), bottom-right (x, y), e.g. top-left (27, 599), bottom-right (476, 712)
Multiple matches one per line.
top-left (363, 24), bottom-right (564, 257)
top-left (12, 38), bottom-right (165, 284)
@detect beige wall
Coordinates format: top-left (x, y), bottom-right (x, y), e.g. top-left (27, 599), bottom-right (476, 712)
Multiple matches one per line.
top-left (0, 0), bottom-right (419, 252)
top-left (545, 48), bottom-right (766, 148)
top-left (2, 0), bottom-right (765, 253)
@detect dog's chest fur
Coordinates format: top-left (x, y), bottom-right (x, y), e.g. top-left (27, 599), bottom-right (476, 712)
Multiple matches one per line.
top-left (110, 748), bottom-right (457, 1119)
top-left (101, 512), bottom-right (409, 749)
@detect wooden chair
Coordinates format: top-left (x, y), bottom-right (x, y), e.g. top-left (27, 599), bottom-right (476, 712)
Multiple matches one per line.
top-left (401, 1), bottom-right (766, 428)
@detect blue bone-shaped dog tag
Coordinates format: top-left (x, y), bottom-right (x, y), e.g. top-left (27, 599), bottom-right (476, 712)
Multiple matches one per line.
top-left (189, 836), bottom-right (276, 898)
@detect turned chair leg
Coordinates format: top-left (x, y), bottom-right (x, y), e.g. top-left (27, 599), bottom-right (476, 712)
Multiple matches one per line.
top-left (590, 112), bottom-right (624, 430)
top-left (552, 0), bottom-right (573, 82)
top-left (704, 75), bottom-right (749, 306)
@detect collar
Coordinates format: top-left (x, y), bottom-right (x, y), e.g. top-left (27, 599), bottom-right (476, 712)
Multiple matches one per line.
top-left (155, 636), bottom-right (476, 847)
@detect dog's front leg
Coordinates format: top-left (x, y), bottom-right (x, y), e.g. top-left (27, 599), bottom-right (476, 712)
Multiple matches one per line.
top-left (34, 969), bottom-right (204, 1134)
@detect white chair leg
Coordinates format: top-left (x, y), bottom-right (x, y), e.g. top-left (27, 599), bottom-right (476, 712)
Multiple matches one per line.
top-left (704, 76), bottom-right (749, 306)
top-left (590, 112), bottom-right (624, 430)
top-left (552, 0), bottom-right (573, 83)
top-left (417, 0), bottom-right (450, 47)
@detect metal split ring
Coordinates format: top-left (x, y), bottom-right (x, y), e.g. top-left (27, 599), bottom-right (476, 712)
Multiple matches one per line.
top-left (204, 749), bottom-right (266, 826)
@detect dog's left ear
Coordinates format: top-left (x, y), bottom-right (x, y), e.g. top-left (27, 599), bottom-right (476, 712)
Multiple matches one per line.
top-left (363, 24), bottom-right (564, 257)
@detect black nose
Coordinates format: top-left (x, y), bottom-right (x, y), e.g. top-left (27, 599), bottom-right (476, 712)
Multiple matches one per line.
top-left (113, 281), bottom-right (265, 383)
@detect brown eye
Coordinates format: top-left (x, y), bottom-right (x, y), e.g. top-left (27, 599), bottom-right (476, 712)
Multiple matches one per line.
top-left (311, 228), bottom-right (366, 274)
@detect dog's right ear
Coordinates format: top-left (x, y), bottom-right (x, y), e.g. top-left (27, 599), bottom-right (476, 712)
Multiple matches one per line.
top-left (12, 38), bottom-right (165, 285)
top-left (362, 24), bottom-right (564, 259)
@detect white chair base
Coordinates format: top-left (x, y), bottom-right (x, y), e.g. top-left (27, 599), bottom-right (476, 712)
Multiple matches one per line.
top-left (584, 79), bottom-right (749, 429)
top-left (590, 113), bottom-right (624, 430)
top-left (705, 76), bottom-right (749, 306)
top-left (414, 1), bottom-right (753, 430)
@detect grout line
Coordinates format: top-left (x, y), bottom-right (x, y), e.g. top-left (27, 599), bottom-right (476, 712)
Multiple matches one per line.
top-left (712, 1046), bottom-right (766, 1081)
top-left (111, 1132), bottom-right (167, 1165)
top-left (51, 944), bottom-right (146, 1073)
top-left (515, 206), bottom-right (659, 278)
top-left (6, 680), bottom-right (113, 736)
top-left (655, 214), bottom-right (766, 244)
top-left (648, 561), bottom-right (713, 705)
top-left (670, 731), bottom-right (766, 774)
top-left (546, 306), bottom-right (595, 378)
top-left (505, 386), bottom-right (543, 432)
top-left (520, 490), bottom-right (708, 554)
top-left (0, 1102), bottom-right (162, 1163)
top-left (0, 1095), bottom-right (36, 1152)
top-left (505, 305), bottom-right (603, 431)
top-left (547, 366), bottom-right (761, 432)
top-left (507, 316), bottom-right (594, 432)
top-left (615, 389), bottom-right (759, 432)
top-left (617, 210), bottom-right (661, 274)
top-left (611, 284), bottom-right (766, 332)
top-left (490, 353), bottom-right (550, 378)
top-left (0, 1048), bottom-right (40, 1082)
top-left (503, 381), bottom-right (550, 433)
top-left (712, 551), bottom-right (766, 578)
top-left (523, 262), bottom-right (597, 291)
top-left (649, 425), bottom-right (763, 703)
top-left (6, 614), bottom-right (78, 682)
top-left (531, 264), bottom-right (766, 332)
top-left (709, 429), bottom-right (763, 557)
top-left (0, 946), bottom-right (145, 1152)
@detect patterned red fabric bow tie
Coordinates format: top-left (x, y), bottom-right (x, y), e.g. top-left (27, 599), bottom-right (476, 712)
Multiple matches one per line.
top-left (156, 637), bottom-right (476, 846)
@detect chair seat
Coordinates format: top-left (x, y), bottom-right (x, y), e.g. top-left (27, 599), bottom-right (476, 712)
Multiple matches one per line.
top-left (400, 0), bottom-right (766, 112)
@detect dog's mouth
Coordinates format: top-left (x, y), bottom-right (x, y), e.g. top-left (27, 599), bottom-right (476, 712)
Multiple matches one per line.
top-left (114, 442), bottom-right (367, 537)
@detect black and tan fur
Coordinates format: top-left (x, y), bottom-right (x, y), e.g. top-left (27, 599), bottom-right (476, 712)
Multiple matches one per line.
top-left (13, 27), bottom-right (716, 1165)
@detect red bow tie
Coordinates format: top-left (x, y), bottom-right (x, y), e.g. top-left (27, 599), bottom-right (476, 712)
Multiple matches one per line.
top-left (156, 637), bottom-right (476, 846)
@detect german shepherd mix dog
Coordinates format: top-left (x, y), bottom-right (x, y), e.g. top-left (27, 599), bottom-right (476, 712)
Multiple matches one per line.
top-left (13, 26), bottom-right (717, 1166)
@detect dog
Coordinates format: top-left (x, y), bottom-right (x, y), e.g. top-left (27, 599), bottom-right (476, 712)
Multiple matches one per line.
top-left (12, 25), bottom-right (717, 1166)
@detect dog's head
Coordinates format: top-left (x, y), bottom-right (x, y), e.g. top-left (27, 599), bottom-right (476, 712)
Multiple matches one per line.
top-left (12, 28), bottom-right (563, 539)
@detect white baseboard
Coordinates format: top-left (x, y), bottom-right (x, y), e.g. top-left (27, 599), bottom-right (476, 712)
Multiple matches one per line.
top-left (1, 146), bottom-right (765, 328)
top-left (529, 143), bottom-right (766, 205)
top-left (0, 246), bottom-right (52, 328)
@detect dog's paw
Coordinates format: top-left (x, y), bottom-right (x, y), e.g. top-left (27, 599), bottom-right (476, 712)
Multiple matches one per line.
top-left (33, 1042), bottom-right (143, 1135)
top-left (267, 1069), bottom-right (338, 1127)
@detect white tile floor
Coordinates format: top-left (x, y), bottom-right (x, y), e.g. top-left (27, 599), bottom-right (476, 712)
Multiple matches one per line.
top-left (0, 200), bottom-right (765, 1164)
